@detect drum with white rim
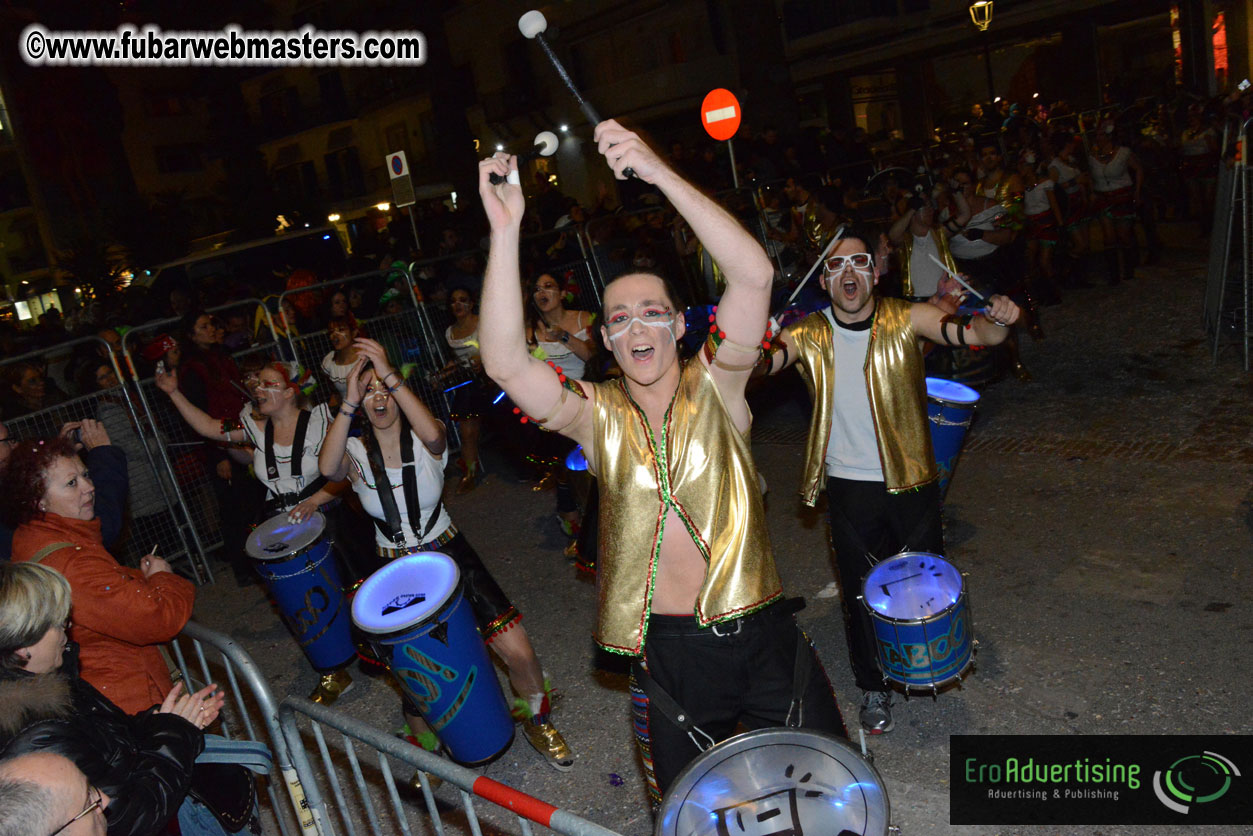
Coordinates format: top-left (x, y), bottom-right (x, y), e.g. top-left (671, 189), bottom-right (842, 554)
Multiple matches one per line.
top-left (656, 727), bottom-right (891, 836)
top-left (246, 511), bottom-right (355, 671)
top-left (860, 551), bottom-right (973, 692)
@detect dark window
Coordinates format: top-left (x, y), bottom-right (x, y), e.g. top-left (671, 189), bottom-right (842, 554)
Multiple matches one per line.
top-left (324, 146), bottom-right (364, 200)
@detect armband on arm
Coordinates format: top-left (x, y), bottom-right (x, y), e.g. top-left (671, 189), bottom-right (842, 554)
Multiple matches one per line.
top-left (219, 418), bottom-right (243, 438)
top-left (513, 369), bottom-right (589, 433)
top-left (939, 314), bottom-right (974, 347)
top-left (702, 318), bottom-right (765, 373)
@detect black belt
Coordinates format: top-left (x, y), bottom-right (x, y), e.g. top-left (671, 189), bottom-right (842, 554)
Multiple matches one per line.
top-left (647, 597), bottom-right (804, 638)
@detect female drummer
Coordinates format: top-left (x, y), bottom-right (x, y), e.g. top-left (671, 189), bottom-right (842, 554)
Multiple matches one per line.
top-left (319, 338), bottom-right (574, 772)
top-left (525, 273), bottom-right (597, 546)
top-left (1088, 121), bottom-right (1144, 284)
top-left (155, 361), bottom-right (377, 706)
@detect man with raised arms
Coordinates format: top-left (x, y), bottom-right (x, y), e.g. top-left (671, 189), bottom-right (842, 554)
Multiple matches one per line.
top-left (478, 120), bottom-right (845, 806)
top-left (760, 224), bottom-right (1021, 734)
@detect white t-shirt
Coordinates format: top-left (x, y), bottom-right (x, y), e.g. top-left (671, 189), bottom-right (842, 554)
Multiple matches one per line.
top-left (822, 309), bottom-right (883, 482)
top-left (1024, 179), bottom-right (1055, 216)
top-left (1048, 156), bottom-right (1080, 190)
top-left (1089, 147), bottom-right (1133, 192)
top-left (445, 324), bottom-right (479, 366)
top-left (535, 325), bottom-right (591, 379)
top-left (240, 403), bottom-right (332, 502)
top-left (948, 205), bottom-right (1004, 260)
top-left (321, 352), bottom-right (353, 398)
top-left (907, 232), bottom-right (942, 298)
top-left (346, 431), bottom-right (452, 550)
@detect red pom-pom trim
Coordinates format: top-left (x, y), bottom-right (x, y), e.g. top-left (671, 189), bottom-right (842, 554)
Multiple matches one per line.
top-left (512, 407), bottom-right (521, 414)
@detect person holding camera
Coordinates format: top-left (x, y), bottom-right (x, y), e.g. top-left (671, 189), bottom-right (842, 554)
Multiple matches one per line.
top-left (0, 420), bottom-right (127, 563)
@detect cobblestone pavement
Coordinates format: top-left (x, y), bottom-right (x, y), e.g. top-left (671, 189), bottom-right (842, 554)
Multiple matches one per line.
top-left (194, 233), bottom-right (1252, 836)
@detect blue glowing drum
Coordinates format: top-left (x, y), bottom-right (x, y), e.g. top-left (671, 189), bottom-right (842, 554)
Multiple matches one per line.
top-left (861, 552), bottom-right (973, 691)
top-left (352, 552), bottom-right (513, 765)
top-left (657, 728), bottom-right (891, 836)
top-left (246, 512), bottom-right (355, 671)
top-left (925, 377), bottom-right (980, 498)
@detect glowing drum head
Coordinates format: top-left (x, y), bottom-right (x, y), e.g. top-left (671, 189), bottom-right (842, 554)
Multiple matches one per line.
top-left (924, 376), bottom-right (979, 407)
top-left (246, 512), bottom-right (326, 561)
top-left (863, 552), bottom-right (963, 622)
top-left (352, 552), bottom-right (460, 634)
top-left (656, 728), bottom-right (890, 836)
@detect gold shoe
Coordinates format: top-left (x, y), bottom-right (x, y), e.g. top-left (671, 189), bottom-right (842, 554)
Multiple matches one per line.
top-left (522, 720), bottom-right (574, 772)
top-left (1012, 360), bottom-right (1033, 382)
top-left (455, 474), bottom-right (478, 495)
top-left (408, 771), bottom-right (443, 793)
top-left (309, 669), bottom-right (354, 705)
top-left (531, 471), bottom-right (557, 492)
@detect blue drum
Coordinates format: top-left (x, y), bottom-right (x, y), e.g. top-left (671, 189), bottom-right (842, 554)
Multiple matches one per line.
top-left (925, 377), bottom-right (980, 498)
top-left (861, 552), bottom-right (973, 691)
top-left (564, 445), bottom-right (588, 472)
top-left (246, 512), bottom-right (355, 671)
top-left (352, 553), bottom-right (513, 765)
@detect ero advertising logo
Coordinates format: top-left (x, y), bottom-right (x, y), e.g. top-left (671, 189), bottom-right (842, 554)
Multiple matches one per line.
top-left (950, 735), bottom-right (1252, 825)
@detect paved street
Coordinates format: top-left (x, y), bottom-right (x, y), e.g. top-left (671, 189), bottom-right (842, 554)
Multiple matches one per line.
top-left (194, 230), bottom-right (1253, 836)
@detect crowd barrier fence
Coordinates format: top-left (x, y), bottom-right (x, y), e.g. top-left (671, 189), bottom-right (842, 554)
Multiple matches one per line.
top-left (173, 620), bottom-right (317, 836)
top-left (120, 299), bottom-right (284, 577)
top-left (277, 268), bottom-right (461, 452)
top-left (1204, 117), bottom-right (1251, 369)
top-left (278, 695), bottom-right (624, 836)
top-left (0, 336), bottom-right (210, 582)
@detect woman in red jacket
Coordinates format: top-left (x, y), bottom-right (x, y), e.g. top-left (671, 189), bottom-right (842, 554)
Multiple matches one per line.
top-left (3, 437), bottom-right (196, 715)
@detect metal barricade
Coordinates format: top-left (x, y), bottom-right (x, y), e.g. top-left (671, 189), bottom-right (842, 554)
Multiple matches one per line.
top-left (279, 269), bottom-right (459, 451)
top-left (120, 300), bottom-right (283, 574)
top-left (278, 695), bottom-right (623, 836)
top-left (173, 620), bottom-right (318, 836)
top-left (1205, 117), bottom-right (1252, 369)
top-left (0, 336), bottom-right (208, 581)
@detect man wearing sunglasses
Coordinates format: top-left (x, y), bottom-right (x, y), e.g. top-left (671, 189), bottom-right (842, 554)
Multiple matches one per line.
top-left (479, 119), bottom-right (846, 807)
top-left (761, 225), bottom-right (1020, 735)
top-left (0, 752), bottom-right (110, 836)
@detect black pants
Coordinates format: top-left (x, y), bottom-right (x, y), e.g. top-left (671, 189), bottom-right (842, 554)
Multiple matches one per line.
top-left (630, 603), bottom-right (846, 805)
top-left (825, 477), bottom-right (943, 692)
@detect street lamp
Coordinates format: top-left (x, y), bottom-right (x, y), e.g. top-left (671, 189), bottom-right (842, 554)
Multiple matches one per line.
top-left (969, 1), bottom-right (993, 31)
top-left (970, 1), bottom-right (996, 108)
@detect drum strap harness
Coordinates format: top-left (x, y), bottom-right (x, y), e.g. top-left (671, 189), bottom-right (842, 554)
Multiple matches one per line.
top-left (631, 598), bottom-right (813, 752)
top-left (263, 410), bottom-right (328, 508)
top-left (368, 429), bottom-right (444, 546)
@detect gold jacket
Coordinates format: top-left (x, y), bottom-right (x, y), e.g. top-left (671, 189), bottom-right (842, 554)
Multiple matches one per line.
top-left (898, 227), bottom-right (957, 298)
top-left (588, 361), bottom-right (782, 655)
top-left (786, 297), bottom-right (937, 505)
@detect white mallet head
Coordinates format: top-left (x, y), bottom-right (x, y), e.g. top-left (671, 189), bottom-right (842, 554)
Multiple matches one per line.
top-left (534, 131), bottom-right (559, 156)
top-left (518, 10), bottom-right (548, 39)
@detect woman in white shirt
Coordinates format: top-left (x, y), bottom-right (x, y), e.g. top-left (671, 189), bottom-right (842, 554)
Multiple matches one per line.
top-left (319, 338), bottom-right (574, 772)
top-left (1088, 122), bottom-right (1144, 284)
top-left (320, 314), bottom-right (361, 402)
top-left (156, 360), bottom-right (371, 706)
top-left (1017, 151), bottom-right (1063, 304)
top-left (525, 273), bottom-right (597, 542)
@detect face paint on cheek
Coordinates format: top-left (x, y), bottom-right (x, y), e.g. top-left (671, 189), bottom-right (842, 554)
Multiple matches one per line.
top-left (605, 317), bottom-right (676, 343)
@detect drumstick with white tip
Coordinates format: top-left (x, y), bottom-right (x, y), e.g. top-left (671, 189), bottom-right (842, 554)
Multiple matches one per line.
top-left (926, 253), bottom-right (988, 305)
top-left (773, 225), bottom-right (845, 319)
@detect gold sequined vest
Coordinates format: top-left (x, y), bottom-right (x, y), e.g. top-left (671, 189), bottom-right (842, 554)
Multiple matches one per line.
top-left (588, 361), bottom-right (782, 655)
top-left (787, 297), bottom-right (936, 505)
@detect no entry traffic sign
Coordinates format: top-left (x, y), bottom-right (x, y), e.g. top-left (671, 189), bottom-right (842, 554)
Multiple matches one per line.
top-left (701, 88), bottom-right (741, 141)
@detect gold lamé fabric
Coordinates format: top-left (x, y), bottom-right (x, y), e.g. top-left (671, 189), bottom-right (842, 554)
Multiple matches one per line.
top-left (787, 297), bottom-right (936, 504)
top-left (587, 361), bottom-right (782, 656)
top-left (898, 228), bottom-right (958, 298)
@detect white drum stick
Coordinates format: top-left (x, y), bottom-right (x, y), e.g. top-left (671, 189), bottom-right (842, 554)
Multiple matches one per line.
top-left (926, 253), bottom-right (987, 304)
top-left (777, 225), bottom-right (845, 316)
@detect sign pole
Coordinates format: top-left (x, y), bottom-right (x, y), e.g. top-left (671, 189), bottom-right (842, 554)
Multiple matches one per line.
top-left (727, 137), bottom-right (740, 190)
